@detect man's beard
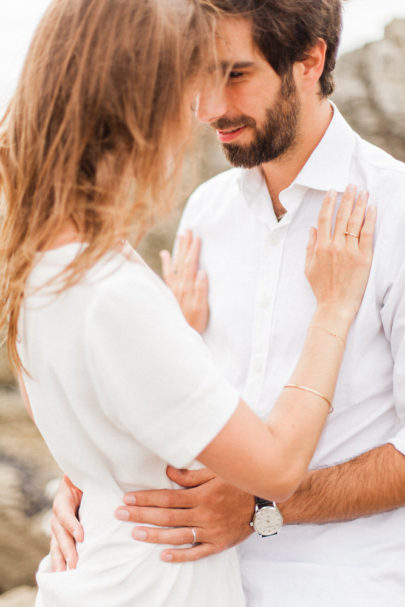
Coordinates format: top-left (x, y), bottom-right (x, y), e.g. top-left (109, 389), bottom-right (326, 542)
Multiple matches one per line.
top-left (213, 72), bottom-right (300, 168)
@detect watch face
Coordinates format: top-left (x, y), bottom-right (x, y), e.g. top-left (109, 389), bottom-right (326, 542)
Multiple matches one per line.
top-left (253, 506), bottom-right (283, 536)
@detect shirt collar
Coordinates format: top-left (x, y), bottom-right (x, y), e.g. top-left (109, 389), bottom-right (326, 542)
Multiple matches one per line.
top-left (237, 102), bottom-right (357, 199)
top-left (293, 102), bottom-right (357, 193)
top-left (236, 166), bottom-right (275, 226)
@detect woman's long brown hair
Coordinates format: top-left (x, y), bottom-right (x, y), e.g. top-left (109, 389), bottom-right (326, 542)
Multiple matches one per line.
top-left (0, 0), bottom-right (216, 372)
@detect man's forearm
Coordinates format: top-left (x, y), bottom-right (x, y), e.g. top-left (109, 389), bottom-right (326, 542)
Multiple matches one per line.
top-left (279, 443), bottom-right (405, 524)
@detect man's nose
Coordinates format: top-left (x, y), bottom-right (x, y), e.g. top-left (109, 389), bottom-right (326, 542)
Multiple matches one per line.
top-left (196, 82), bottom-right (228, 124)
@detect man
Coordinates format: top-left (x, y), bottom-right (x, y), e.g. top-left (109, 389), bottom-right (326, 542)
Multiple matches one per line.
top-left (51, 1), bottom-right (405, 604)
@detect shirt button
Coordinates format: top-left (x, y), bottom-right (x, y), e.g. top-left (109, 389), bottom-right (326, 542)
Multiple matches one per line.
top-left (268, 232), bottom-right (280, 245)
top-left (254, 361), bottom-right (264, 373)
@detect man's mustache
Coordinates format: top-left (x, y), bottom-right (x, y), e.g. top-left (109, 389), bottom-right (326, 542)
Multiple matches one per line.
top-left (211, 115), bottom-right (256, 131)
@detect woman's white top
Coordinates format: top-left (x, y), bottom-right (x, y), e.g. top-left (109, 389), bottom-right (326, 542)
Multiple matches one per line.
top-left (19, 242), bottom-right (244, 607)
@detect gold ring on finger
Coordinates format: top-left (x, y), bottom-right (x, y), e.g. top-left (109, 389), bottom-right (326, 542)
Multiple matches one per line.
top-left (191, 527), bottom-right (197, 545)
top-left (344, 231), bottom-right (359, 239)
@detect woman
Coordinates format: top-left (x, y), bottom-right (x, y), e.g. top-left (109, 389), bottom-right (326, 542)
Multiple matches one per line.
top-left (0, 0), bottom-right (375, 606)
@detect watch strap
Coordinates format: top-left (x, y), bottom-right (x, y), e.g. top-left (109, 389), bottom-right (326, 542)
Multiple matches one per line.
top-left (255, 496), bottom-right (275, 509)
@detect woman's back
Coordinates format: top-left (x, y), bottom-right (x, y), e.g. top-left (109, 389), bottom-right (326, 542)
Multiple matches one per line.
top-left (20, 243), bottom-right (245, 607)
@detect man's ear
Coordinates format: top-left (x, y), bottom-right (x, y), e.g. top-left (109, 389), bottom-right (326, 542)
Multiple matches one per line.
top-left (294, 38), bottom-right (327, 93)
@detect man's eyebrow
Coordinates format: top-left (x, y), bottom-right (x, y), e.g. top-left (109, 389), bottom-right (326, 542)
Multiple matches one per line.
top-left (207, 61), bottom-right (255, 75)
top-left (220, 61), bottom-right (255, 71)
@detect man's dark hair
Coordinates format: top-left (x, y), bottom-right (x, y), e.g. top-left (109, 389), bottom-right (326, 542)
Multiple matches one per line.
top-left (211, 0), bottom-right (343, 97)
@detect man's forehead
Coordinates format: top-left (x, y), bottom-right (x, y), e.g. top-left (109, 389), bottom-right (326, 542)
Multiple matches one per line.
top-left (214, 16), bottom-right (269, 68)
top-left (215, 16), bottom-right (257, 58)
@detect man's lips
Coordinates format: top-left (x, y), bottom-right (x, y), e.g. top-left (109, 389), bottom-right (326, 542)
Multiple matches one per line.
top-left (216, 125), bottom-right (246, 143)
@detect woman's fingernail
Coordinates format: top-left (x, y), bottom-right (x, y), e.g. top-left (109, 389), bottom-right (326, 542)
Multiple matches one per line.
top-left (74, 530), bottom-right (82, 542)
top-left (124, 495), bottom-right (136, 505)
top-left (115, 508), bottom-right (130, 521)
top-left (133, 529), bottom-right (147, 541)
top-left (162, 553), bottom-right (173, 562)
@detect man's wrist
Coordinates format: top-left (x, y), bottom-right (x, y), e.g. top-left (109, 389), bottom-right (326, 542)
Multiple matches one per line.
top-left (244, 494), bottom-right (256, 534)
top-left (276, 471), bottom-right (313, 525)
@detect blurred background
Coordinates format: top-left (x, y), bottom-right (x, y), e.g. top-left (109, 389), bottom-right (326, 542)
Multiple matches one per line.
top-left (0, 1), bottom-right (404, 605)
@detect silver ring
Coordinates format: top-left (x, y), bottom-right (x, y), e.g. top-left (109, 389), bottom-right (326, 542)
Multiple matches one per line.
top-left (344, 231), bottom-right (359, 239)
top-left (191, 527), bottom-right (197, 544)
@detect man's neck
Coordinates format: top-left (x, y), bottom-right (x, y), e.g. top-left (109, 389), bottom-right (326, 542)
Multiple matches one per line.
top-left (261, 99), bottom-right (333, 215)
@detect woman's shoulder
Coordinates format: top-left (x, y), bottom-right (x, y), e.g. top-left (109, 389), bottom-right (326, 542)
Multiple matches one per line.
top-left (28, 242), bottom-right (176, 326)
top-left (91, 246), bottom-right (168, 300)
top-left (87, 245), bottom-right (180, 327)
top-left (28, 242), bottom-right (164, 301)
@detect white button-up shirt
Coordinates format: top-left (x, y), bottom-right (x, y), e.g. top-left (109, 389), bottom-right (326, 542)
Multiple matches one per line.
top-left (178, 105), bottom-right (405, 606)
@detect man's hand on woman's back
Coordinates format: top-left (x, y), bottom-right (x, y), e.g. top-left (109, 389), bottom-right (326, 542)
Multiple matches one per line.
top-left (50, 475), bottom-right (83, 571)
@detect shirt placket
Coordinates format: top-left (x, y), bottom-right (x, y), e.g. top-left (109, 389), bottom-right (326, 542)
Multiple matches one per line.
top-left (241, 222), bottom-right (288, 413)
top-left (241, 187), bottom-right (305, 415)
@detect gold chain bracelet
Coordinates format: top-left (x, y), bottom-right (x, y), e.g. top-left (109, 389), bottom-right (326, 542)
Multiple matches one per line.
top-left (284, 383), bottom-right (334, 414)
top-left (309, 325), bottom-right (346, 347)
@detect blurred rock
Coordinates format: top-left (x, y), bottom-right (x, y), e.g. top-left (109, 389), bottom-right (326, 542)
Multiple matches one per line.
top-left (0, 587), bottom-right (36, 607)
top-left (0, 348), bottom-right (14, 388)
top-left (0, 389), bottom-right (60, 594)
top-left (334, 19), bottom-right (405, 162)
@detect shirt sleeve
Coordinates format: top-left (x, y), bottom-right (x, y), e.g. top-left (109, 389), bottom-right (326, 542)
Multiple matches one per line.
top-left (379, 198), bottom-right (405, 456)
top-left (84, 264), bottom-right (240, 469)
top-left (381, 260), bottom-right (405, 455)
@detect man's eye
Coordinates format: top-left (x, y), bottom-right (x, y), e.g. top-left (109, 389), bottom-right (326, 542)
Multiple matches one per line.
top-left (229, 71), bottom-right (244, 79)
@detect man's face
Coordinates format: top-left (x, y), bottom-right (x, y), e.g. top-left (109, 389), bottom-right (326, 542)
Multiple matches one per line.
top-left (197, 17), bottom-right (300, 168)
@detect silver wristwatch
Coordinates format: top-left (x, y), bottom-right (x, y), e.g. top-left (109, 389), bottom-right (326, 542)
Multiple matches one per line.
top-left (250, 497), bottom-right (283, 537)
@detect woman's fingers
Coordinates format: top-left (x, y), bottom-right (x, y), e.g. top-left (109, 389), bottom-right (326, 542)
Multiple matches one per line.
top-left (160, 250), bottom-right (174, 286)
top-left (304, 227), bottom-right (317, 277)
top-left (334, 184), bottom-right (357, 241)
top-left (178, 232), bottom-right (200, 282)
top-left (194, 269), bottom-right (208, 307)
top-left (307, 185), bottom-right (376, 317)
top-left (185, 236), bottom-right (202, 281)
top-left (176, 230), bottom-right (190, 262)
top-left (306, 226), bottom-right (317, 256)
top-left (162, 230), bottom-right (209, 333)
top-left (317, 190), bottom-right (337, 243)
top-left (192, 269), bottom-right (209, 333)
top-left (359, 205), bottom-right (377, 253)
top-left (345, 190), bottom-right (369, 244)
top-left (173, 230), bottom-right (193, 279)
